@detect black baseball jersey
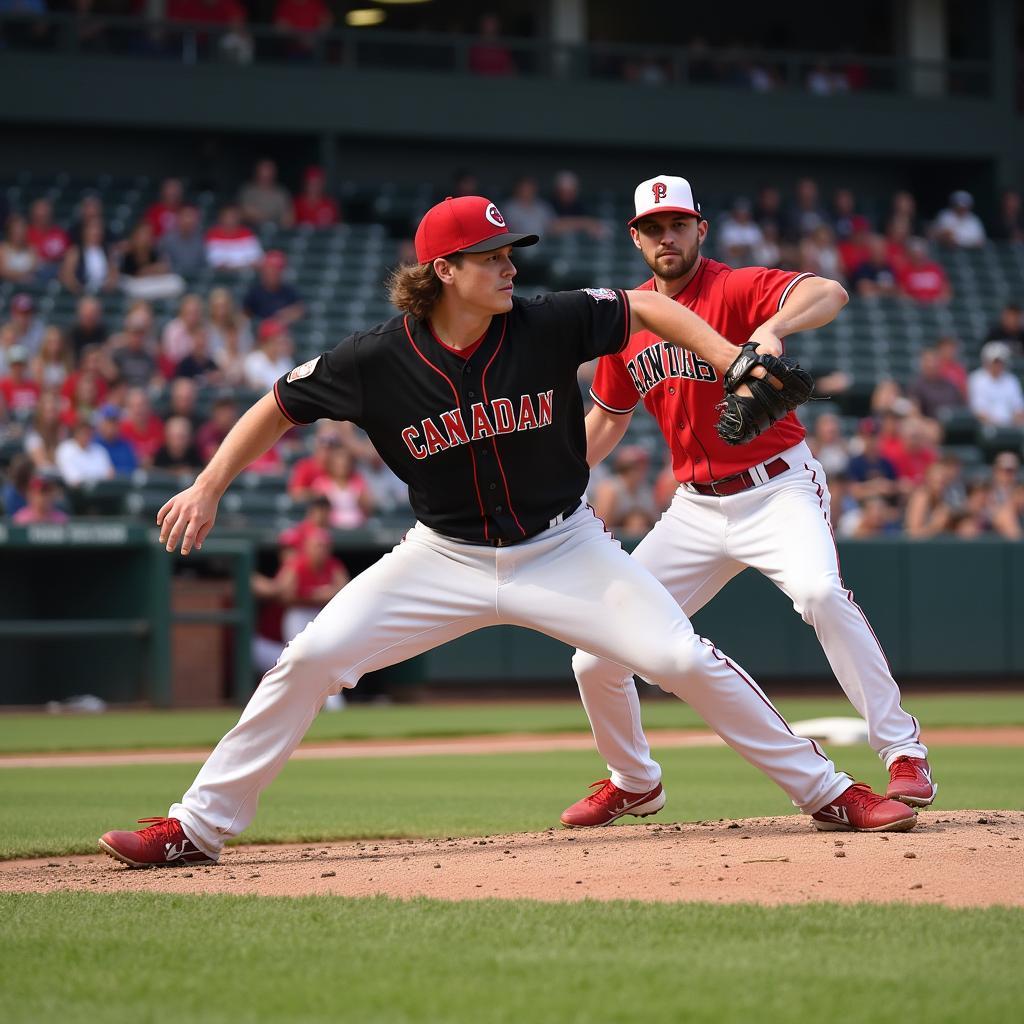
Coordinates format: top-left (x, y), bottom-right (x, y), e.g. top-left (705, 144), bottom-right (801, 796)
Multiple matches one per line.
top-left (274, 288), bottom-right (631, 543)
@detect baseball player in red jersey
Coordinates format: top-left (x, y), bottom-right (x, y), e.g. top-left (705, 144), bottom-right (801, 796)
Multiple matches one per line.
top-left (561, 175), bottom-right (935, 828)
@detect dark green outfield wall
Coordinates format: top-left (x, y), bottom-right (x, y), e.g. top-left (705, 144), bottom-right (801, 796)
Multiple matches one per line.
top-left (0, 526), bottom-right (1020, 705)
top-left (421, 538), bottom-right (1024, 684)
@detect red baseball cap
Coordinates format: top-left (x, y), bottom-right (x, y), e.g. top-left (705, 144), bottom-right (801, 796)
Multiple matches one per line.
top-left (258, 318), bottom-right (285, 341)
top-left (414, 196), bottom-right (538, 264)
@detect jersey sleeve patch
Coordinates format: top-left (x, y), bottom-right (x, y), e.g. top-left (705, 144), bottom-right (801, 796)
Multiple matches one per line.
top-left (582, 287), bottom-right (619, 302)
top-left (286, 356), bottom-right (321, 383)
top-left (273, 335), bottom-right (363, 425)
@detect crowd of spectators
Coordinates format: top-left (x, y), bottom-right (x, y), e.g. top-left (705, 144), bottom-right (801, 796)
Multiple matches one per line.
top-left (0, 165), bottom-right (1022, 544)
top-left (704, 181), bottom-right (1007, 304)
top-left (800, 368), bottom-right (1024, 542)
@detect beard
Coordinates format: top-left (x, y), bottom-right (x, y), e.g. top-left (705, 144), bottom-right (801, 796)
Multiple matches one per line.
top-left (644, 241), bottom-right (701, 285)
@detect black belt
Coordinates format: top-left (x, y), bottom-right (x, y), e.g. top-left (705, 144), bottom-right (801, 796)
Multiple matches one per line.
top-left (463, 499), bottom-right (582, 548)
top-left (688, 458), bottom-right (789, 497)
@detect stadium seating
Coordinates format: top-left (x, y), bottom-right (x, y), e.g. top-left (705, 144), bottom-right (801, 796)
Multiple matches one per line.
top-left (3, 172), bottom-right (1022, 532)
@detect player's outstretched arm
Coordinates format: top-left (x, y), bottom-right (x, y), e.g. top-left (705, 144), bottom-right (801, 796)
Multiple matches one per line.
top-left (749, 277), bottom-right (848, 355)
top-left (585, 404), bottom-right (632, 468)
top-left (157, 392), bottom-right (293, 555)
top-left (626, 290), bottom-right (737, 376)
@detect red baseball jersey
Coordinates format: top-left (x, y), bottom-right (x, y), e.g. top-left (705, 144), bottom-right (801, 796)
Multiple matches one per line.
top-left (591, 258), bottom-right (813, 484)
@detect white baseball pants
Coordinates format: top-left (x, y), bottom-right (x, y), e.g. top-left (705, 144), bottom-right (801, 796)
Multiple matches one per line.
top-left (171, 504), bottom-right (850, 857)
top-left (573, 441), bottom-right (927, 794)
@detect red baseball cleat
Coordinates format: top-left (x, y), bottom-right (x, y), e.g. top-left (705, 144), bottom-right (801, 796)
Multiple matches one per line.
top-left (560, 779), bottom-right (665, 828)
top-left (886, 756), bottom-right (937, 807)
top-left (812, 783), bottom-right (917, 832)
top-left (98, 817), bottom-right (216, 868)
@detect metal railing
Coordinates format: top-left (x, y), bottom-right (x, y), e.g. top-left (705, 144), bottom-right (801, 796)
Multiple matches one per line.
top-left (0, 14), bottom-right (993, 99)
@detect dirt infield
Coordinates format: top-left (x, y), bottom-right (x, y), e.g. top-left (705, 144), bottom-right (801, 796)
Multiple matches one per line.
top-left (1, 725), bottom-right (1021, 769)
top-left (2, 810), bottom-right (1020, 907)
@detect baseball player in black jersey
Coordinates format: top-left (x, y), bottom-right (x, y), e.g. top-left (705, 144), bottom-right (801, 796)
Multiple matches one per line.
top-left (99, 196), bottom-right (913, 868)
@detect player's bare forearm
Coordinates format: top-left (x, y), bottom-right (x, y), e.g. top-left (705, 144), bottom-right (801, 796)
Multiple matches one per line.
top-left (626, 289), bottom-right (737, 375)
top-left (752, 278), bottom-right (848, 354)
top-left (157, 393), bottom-right (292, 555)
top-left (585, 405), bottom-right (631, 467)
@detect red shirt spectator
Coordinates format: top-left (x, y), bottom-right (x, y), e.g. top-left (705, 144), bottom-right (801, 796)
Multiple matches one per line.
top-left (898, 262), bottom-right (949, 303)
top-left (278, 495), bottom-right (332, 550)
top-left (288, 455), bottom-right (331, 495)
top-left (144, 178), bottom-right (185, 239)
top-left (837, 230), bottom-right (872, 277)
top-left (885, 240), bottom-right (908, 272)
top-left (60, 369), bottom-right (108, 406)
top-left (26, 198), bottom-right (70, 265)
top-left (121, 412), bottom-right (165, 464)
top-left (26, 223), bottom-right (70, 265)
top-left (880, 416), bottom-right (937, 486)
top-left (0, 346), bottom-right (39, 413)
top-left (898, 240), bottom-right (950, 303)
top-left (206, 206), bottom-right (263, 269)
top-left (887, 444), bottom-right (936, 485)
top-left (293, 194), bottom-right (338, 228)
top-left (281, 546), bottom-right (347, 604)
top-left (275, 0), bottom-right (330, 33)
top-left (293, 168), bottom-right (339, 229)
top-left (0, 374), bottom-right (40, 415)
top-left (279, 517), bottom-right (322, 551)
top-left (287, 427), bottom-right (341, 499)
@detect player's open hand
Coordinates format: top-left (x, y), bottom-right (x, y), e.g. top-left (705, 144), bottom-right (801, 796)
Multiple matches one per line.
top-left (157, 482), bottom-right (219, 556)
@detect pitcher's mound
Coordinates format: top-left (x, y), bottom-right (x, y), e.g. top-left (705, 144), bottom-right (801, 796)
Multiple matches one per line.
top-left (2, 810), bottom-right (1020, 907)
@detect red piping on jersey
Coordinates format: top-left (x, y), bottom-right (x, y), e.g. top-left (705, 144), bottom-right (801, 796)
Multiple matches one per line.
top-left (698, 635), bottom-right (829, 762)
top-left (426, 321), bottom-right (489, 361)
top-left (403, 317), bottom-right (490, 539)
top-left (273, 380), bottom-right (303, 426)
top-left (803, 463), bottom-right (921, 744)
top-left (778, 272), bottom-right (815, 312)
top-left (479, 317), bottom-right (526, 537)
top-left (589, 388), bottom-right (637, 416)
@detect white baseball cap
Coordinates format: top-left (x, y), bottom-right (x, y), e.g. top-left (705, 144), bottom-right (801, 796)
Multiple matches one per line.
top-left (629, 175), bottom-right (702, 227)
top-left (981, 340), bottom-right (1012, 364)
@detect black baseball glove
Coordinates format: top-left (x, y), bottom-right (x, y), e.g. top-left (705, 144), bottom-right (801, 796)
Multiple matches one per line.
top-left (715, 343), bottom-right (814, 446)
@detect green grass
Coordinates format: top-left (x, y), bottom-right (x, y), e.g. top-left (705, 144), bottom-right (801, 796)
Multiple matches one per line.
top-left (1, 693), bottom-right (1022, 754)
top-left (1, 892), bottom-right (1021, 1024)
top-left (1, 745), bottom-right (1020, 860)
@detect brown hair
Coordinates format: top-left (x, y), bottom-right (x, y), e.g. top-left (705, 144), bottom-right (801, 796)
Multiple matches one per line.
top-left (387, 255), bottom-right (462, 321)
